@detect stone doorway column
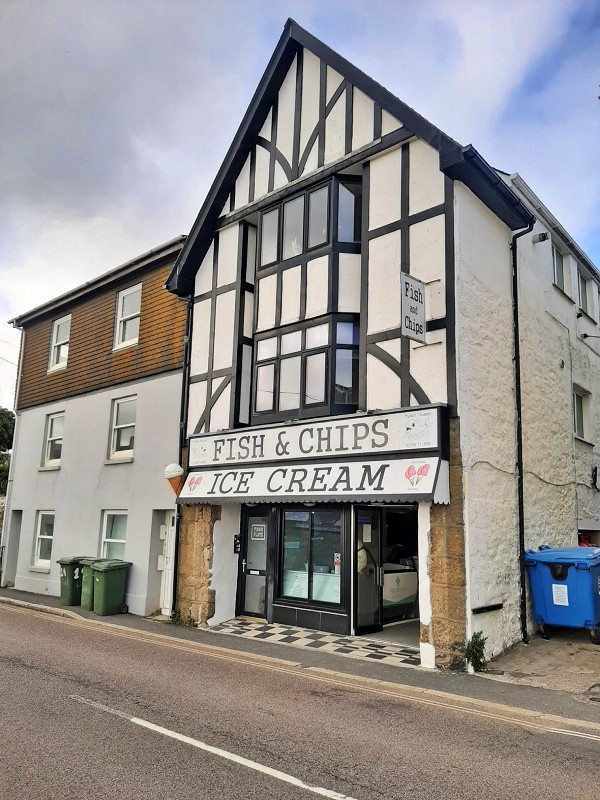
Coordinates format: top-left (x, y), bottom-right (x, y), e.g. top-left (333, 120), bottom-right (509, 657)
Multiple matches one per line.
top-left (176, 503), bottom-right (221, 625)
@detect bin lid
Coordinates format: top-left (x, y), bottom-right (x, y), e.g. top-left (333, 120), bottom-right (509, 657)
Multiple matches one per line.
top-left (91, 559), bottom-right (132, 572)
top-left (80, 557), bottom-right (110, 566)
top-left (56, 556), bottom-right (89, 565)
top-left (525, 546), bottom-right (600, 565)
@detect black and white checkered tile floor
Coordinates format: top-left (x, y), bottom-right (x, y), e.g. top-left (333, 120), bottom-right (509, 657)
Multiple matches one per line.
top-left (207, 618), bottom-right (421, 667)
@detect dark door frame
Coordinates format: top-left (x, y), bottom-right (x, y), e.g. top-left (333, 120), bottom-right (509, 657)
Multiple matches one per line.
top-left (236, 505), bottom-right (277, 620)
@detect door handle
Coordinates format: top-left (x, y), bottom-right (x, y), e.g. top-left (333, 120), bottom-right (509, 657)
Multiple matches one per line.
top-left (242, 559), bottom-right (247, 571)
top-left (379, 567), bottom-right (385, 587)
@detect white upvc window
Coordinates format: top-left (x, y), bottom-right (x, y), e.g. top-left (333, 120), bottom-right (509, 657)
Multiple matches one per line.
top-left (48, 314), bottom-right (71, 371)
top-left (43, 412), bottom-right (64, 466)
top-left (573, 386), bottom-right (589, 441)
top-left (109, 396), bottom-right (136, 459)
top-left (34, 512), bottom-right (55, 567)
top-left (578, 270), bottom-right (589, 315)
top-left (552, 246), bottom-right (564, 292)
top-left (114, 284), bottom-right (142, 349)
top-left (101, 511), bottom-right (127, 559)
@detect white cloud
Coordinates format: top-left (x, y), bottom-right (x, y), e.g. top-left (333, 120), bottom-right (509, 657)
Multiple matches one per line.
top-left (0, 0), bottom-right (598, 409)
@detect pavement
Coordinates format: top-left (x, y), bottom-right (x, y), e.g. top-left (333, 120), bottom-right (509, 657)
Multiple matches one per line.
top-left (1, 586), bottom-right (599, 724)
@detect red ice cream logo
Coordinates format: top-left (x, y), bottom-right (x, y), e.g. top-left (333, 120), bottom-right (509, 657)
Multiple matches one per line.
top-left (405, 463), bottom-right (430, 486)
top-left (188, 475), bottom-right (204, 491)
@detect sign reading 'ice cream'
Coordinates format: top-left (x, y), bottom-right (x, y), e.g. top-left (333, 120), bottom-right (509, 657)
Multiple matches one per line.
top-left (179, 457), bottom-right (440, 503)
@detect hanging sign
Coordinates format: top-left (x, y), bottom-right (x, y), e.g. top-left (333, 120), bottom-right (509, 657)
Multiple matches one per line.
top-left (189, 407), bottom-right (441, 468)
top-left (401, 274), bottom-right (426, 343)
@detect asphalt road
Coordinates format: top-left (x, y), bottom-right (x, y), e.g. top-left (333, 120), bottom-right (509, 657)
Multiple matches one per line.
top-left (0, 604), bottom-right (598, 800)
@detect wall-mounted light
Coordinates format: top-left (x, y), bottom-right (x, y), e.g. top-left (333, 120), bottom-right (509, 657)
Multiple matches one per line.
top-left (582, 334), bottom-right (600, 339)
top-left (532, 232), bottom-right (550, 244)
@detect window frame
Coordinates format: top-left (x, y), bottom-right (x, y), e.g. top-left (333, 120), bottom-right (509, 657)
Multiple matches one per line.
top-left (252, 315), bottom-right (359, 425)
top-left (114, 283), bottom-right (142, 350)
top-left (101, 510), bottom-right (128, 559)
top-left (573, 387), bottom-right (589, 441)
top-left (578, 270), bottom-right (589, 315)
top-left (48, 314), bottom-right (71, 372)
top-left (34, 511), bottom-right (55, 567)
top-left (42, 412), bottom-right (65, 467)
top-left (278, 506), bottom-right (346, 609)
top-left (258, 181), bottom-right (332, 271)
top-left (552, 245), bottom-right (565, 293)
top-left (108, 396), bottom-right (136, 460)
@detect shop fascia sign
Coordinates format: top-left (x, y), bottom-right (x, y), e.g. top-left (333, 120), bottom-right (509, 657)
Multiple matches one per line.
top-left (180, 407), bottom-right (447, 504)
top-left (189, 407), bottom-right (441, 468)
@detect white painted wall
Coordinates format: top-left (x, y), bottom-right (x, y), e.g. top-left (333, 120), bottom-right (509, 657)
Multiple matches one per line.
top-left (4, 372), bottom-right (181, 616)
top-left (454, 183), bottom-right (519, 656)
top-left (209, 504), bottom-right (241, 626)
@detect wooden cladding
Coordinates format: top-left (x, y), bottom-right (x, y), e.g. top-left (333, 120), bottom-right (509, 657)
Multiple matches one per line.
top-left (17, 260), bottom-right (187, 410)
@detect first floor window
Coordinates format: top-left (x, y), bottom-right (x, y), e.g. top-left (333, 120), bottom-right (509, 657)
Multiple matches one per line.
top-left (573, 388), bottom-right (587, 440)
top-left (114, 284), bottom-right (142, 349)
top-left (102, 512), bottom-right (127, 559)
top-left (43, 412), bottom-right (64, 466)
top-left (281, 509), bottom-right (342, 605)
top-left (34, 512), bottom-right (55, 566)
top-left (578, 271), bottom-right (589, 314)
top-left (552, 246), bottom-right (564, 292)
top-left (48, 314), bottom-right (71, 371)
top-left (253, 317), bottom-right (359, 422)
top-left (109, 396), bottom-right (136, 458)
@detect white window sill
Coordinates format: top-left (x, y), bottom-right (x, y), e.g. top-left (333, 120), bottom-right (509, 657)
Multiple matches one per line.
top-left (47, 364), bottom-right (67, 374)
top-left (39, 465), bottom-right (60, 472)
top-left (113, 340), bottom-right (139, 353)
top-left (105, 456), bottom-right (134, 465)
top-left (574, 436), bottom-right (594, 448)
top-left (29, 566), bottom-right (51, 574)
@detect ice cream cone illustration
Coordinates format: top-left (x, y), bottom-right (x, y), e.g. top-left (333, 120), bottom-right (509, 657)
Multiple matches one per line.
top-left (415, 463), bottom-right (430, 485)
top-left (164, 463), bottom-right (185, 494)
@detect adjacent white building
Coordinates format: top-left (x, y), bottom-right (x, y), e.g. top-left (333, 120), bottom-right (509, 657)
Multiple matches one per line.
top-left (1, 239), bottom-right (186, 617)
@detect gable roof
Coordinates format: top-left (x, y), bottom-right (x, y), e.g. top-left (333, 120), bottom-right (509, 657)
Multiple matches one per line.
top-left (167, 19), bottom-right (534, 296)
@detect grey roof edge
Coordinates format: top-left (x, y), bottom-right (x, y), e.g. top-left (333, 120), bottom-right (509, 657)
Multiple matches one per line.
top-left (167, 19), bottom-right (535, 295)
top-left (439, 144), bottom-right (535, 231)
top-left (507, 173), bottom-right (598, 277)
top-left (9, 235), bottom-right (186, 328)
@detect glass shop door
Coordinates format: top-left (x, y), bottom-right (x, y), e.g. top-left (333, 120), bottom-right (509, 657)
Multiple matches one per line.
top-left (354, 507), bottom-right (383, 635)
top-left (238, 507), bottom-right (272, 619)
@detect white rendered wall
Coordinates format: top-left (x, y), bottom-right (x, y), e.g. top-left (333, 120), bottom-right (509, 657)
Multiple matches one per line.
top-left (209, 504), bottom-right (241, 626)
top-left (454, 183), bottom-right (519, 656)
top-left (5, 372), bottom-right (181, 616)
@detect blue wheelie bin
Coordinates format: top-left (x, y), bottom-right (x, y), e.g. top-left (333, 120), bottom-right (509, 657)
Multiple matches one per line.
top-left (525, 546), bottom-right (600, 643)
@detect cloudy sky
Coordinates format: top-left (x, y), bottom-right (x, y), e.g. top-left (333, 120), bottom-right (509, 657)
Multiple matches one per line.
top-left (1, 0), bottom-right (598, 410)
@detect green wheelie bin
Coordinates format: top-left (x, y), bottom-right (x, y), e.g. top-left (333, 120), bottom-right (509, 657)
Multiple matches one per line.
top-left (57, 556), bottom-right (87, 606)
top-left (80, 558), bottom-right (112, 611)
top-left (92, 560), bottom-right (132, 615)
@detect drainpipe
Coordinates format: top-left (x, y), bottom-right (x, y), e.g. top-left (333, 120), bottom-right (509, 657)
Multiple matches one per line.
top-left (511, 221), bottom-right (534, 644)
top-left (170, 295), bottom-right (194, 615)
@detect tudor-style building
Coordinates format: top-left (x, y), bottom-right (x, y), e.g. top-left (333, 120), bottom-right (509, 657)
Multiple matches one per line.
top-left (1, 238), bottom-right (187, 617)
top-left (168, 21), bottom-right (599, 669)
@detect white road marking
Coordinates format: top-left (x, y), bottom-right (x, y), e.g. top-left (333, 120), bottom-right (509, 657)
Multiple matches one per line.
top-left (548, 728), bottom-right (600, 742)
top-left (70, 695), bottom-right (357, 799)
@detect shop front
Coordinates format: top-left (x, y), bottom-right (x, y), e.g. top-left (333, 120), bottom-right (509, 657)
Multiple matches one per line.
top-left (179, 405), bottom-right (449, 636)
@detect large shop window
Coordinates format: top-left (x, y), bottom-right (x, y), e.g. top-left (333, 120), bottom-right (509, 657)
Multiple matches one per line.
top-left (281, 509), bottom-right (343, 605)
top-left (254, 317), bottom-right (359, 418)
